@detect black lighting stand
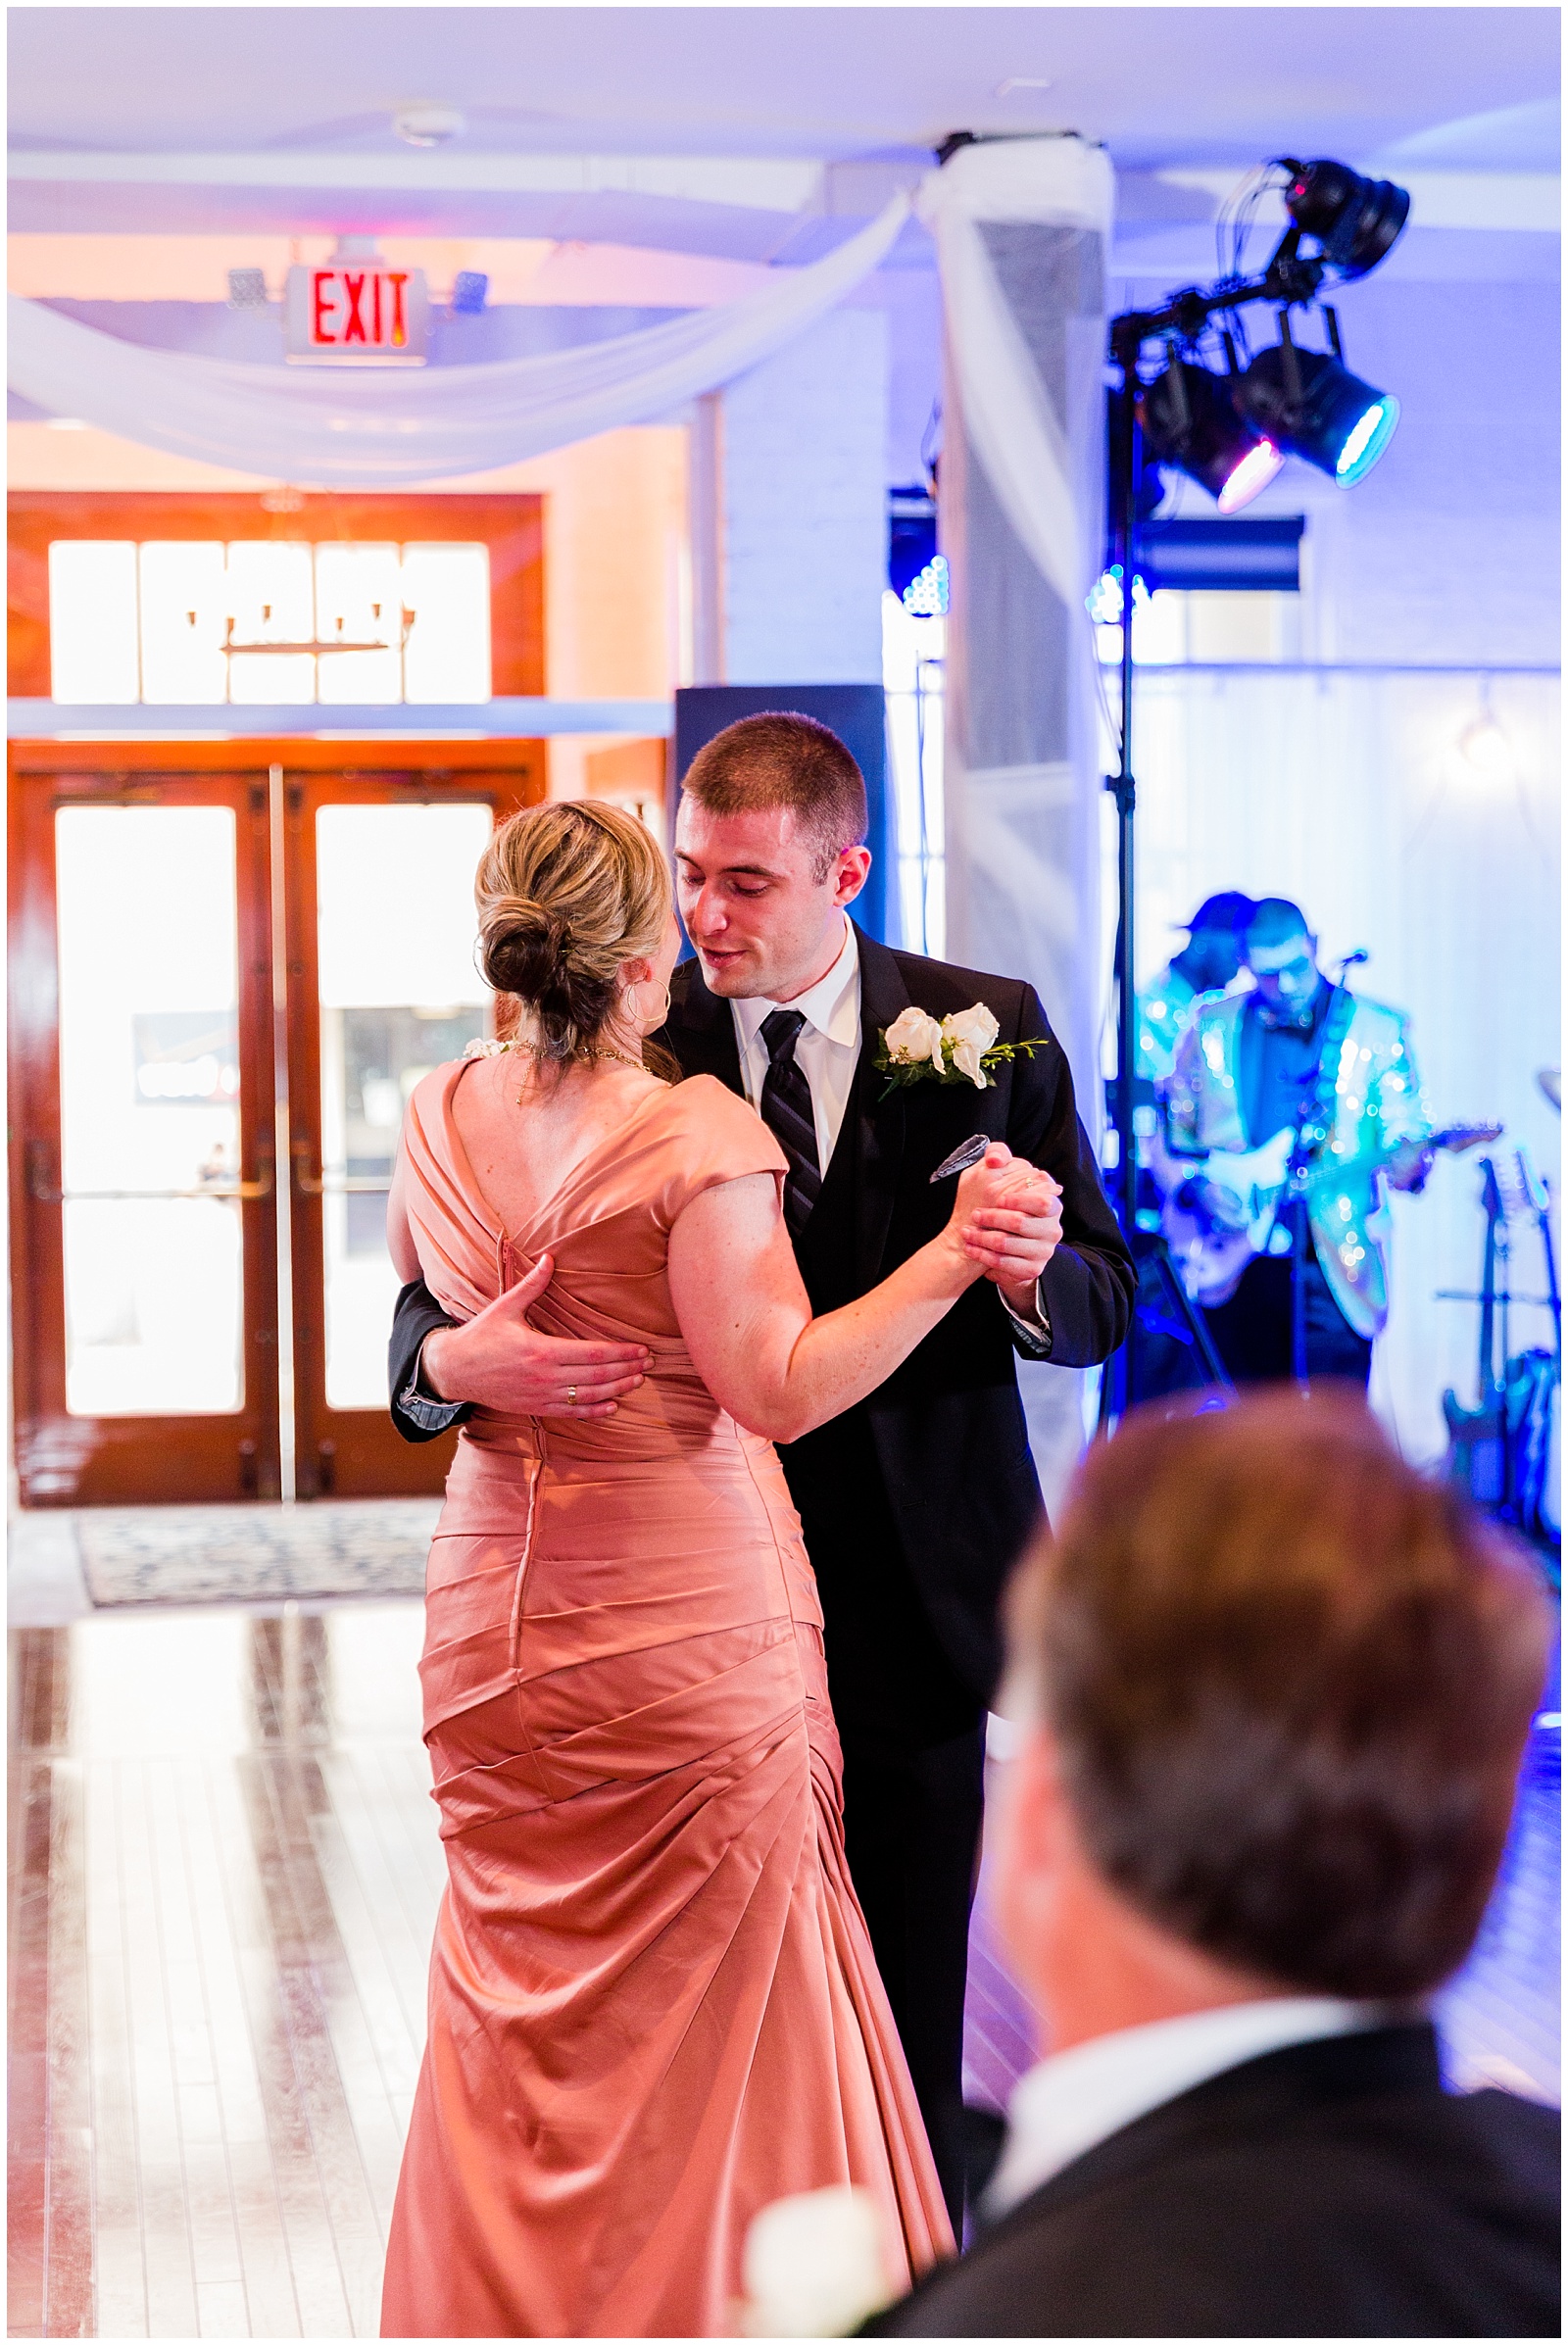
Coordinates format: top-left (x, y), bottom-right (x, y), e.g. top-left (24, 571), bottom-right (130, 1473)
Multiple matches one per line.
top-left (1099, 339), bottom-right (1232, 1426)
top-left (1097, 222), bottom-right (1350, 1425)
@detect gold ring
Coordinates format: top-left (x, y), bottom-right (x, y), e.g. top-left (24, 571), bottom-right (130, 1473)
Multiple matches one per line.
top-left (567, 1385), bottom-right (577, 1404)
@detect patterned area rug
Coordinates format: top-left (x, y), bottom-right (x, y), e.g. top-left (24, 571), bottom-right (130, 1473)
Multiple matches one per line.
top-left (76, 1500), bottom-right (442, 1607)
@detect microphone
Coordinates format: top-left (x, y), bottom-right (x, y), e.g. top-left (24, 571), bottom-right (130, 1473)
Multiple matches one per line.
top-left (1335, 948), bottom-right (1370, 978)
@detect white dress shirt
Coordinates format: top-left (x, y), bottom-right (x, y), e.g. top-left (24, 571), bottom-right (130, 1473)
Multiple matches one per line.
top-left (985, 1996), bottom-right (1382, 2219)
top-left (730, 921), bottom-right (1050, 1342)
top-left (731, 918), bottom-right (862, 1171)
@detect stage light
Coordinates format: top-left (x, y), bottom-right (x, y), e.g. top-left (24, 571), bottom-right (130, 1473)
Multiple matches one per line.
top-left (903, 554), bottom-right (950, 616)
top-left (1235, 318), bottom-right (1399, 486)
top-left (451, 271), bottom-right (489, 316)
top-left (1138, 358), bottom-right (1282, 513)
top-left (1278, 158), bottom-right (1410, 281)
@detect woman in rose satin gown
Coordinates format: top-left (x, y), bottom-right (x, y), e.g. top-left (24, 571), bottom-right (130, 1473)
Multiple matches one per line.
top-left (379, 805), bottom-right (1032, 2338)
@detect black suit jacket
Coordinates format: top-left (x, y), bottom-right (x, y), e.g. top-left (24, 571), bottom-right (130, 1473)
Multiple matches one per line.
top-left (866, 2025), bottom-right (1561, 2338)
top-left (388, 929), bottom-right (1133, 1706)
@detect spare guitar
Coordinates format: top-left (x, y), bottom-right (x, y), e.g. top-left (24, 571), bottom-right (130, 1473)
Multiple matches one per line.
top-left (1162, 1122), bottom-right (1503, 1308)
top-left (1444, 1147), bottom-right (1562, 1545)
top-left (1441, 1157), bottom-right (1507, 1506)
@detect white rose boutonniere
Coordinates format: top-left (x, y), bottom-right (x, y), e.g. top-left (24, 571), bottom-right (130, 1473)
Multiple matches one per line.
top-left (874, 999), bottom-right (1051, 1095)
top-left (880, 1004), bottom-right (947, 1076)
top-left (942, 1001), bottom-right (1001, 1087)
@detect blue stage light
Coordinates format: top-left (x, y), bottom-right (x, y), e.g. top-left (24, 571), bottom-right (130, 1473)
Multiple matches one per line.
top-left (903, 555), bottom-right (950, 616)
top-left (1235, 320), bottom-right (1399, 488)
top-left (1336, 396), bottom-right (1399, 483)
top-left (888, 487), bottom-right (939, 601)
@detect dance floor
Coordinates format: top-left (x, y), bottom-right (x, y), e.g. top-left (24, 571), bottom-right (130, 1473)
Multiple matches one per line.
top-left (8, 1592), bottom-right (1561, 2340)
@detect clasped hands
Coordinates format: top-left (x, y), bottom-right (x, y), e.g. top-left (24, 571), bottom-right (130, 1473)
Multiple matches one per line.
top-left (948, 1143), bottom-right (1064, 1319)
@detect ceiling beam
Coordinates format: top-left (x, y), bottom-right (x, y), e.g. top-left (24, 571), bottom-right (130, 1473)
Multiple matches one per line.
top-left (10, 150), bottom-right (827, 211)
top-left (7, 697), bottom-right (675, 739)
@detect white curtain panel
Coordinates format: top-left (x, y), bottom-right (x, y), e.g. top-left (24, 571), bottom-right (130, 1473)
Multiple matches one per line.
top-left (924, 139), bottom-right (1114, 1511)
top-left (918, 141), bottom-right (1114, 605)
top-left (6, 198), bottom-right (907, 486)
top-left (1128, 664), bottom-right (1562, 1474)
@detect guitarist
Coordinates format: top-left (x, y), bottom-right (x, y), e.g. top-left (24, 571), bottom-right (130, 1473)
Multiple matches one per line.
top-left (1164, 898), bottom-right (1434, 1387)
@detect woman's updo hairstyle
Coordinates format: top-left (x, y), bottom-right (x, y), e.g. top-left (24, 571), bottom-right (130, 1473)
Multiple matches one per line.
top-left (475, 800), bottom-right (672, 1068)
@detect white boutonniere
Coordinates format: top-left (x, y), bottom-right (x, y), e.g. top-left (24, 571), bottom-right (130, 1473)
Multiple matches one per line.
top-left (875, 1001), bottom-right (1050, 1097)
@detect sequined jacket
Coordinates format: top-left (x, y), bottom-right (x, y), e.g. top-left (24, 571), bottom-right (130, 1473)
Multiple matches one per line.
top-left (1137, 964), bottom-right (1200, 1081)
top-left (1165, 989), bottom-right (1432, 1339)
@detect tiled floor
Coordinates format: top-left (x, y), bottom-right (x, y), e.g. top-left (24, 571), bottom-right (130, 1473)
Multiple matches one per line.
top-left (8, 1589), bottom-right (1561, 2339)
top-left (9, 1605), bottom-right (440, 2340)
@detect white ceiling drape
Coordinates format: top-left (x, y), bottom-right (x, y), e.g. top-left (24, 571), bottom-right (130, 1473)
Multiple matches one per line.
top-left (918, 142), bottom-right (1114, 606)
top-left (6, 196), bottom-right (908, 485)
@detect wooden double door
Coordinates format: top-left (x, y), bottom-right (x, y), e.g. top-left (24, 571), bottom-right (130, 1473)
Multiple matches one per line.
top-left (9, 738), bottom-right (543, 1506)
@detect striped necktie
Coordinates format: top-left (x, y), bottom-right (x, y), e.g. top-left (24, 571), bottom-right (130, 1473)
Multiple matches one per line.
top-left (759, 1007), bottom-right (822, 1240)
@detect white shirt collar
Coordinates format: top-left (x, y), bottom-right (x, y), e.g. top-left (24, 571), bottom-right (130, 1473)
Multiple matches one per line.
top-left (985, 1996), bottom-right (1382, 2221)
top-left (733, 918), bottom-right (860, 1054)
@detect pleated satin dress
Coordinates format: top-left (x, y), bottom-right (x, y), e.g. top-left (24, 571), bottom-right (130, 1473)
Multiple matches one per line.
top-left (380, 1061), bottom-right (952, 2339)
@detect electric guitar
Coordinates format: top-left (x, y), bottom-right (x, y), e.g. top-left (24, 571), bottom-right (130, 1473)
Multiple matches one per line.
top-left (1162, 1123), bottom-right (1502, 1308)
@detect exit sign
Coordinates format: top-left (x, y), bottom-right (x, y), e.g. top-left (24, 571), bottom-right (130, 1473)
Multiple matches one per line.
top-left (284, 264), bottom-right (429, 364)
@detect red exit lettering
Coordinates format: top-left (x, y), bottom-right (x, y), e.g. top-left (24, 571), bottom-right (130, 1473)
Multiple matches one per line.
top-left (311, 269), bottom-right (412, 348)
top-left (290, 262), bottom-right (423, 361)
top-left (313, 269), bottom-right (338, 343)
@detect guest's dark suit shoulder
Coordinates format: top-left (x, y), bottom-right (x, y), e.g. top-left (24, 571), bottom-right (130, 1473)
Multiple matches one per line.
top-left (866, 2028), bottom-right (1561, 2339)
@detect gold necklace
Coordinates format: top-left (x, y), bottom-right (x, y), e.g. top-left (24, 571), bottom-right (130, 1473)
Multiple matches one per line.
top-left (496, 1036), bottom-right (655, 1102)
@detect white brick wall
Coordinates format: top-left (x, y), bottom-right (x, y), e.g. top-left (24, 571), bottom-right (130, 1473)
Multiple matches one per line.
top-left (719, 308), bottom-right (889, 685)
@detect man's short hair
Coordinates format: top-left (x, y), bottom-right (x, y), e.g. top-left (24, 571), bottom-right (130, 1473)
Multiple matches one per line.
top-left (679, 712), bottom-right (868, 883)
top-left (1009, 1392), bottom-right (1548, 1999)
top-left (1246, 897), bottom-right (1311, 951)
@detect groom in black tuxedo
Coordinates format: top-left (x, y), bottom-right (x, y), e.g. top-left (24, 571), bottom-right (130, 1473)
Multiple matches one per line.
top-left (388, 713), bottom-right (1133, 2223)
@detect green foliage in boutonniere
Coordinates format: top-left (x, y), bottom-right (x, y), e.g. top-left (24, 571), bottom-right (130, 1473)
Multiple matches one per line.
top-left (874, 1003), bottom-right (1052, 1098)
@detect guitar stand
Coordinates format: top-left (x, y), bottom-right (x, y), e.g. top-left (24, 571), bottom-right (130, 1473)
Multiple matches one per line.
top-left (1288, 1189), bottom-right (1311, 1390)
top-left (1100, 1225), bottom-right (1235, 1430)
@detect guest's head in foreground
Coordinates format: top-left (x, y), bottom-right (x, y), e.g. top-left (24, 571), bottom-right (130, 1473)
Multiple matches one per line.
top-left (857, 1390), bottom-right (1557, 2337)
top-left (674, 712), bottom-right (872, 1002)
top-left (475, 799), bottom-right (678, 1068)
top-left (997, 1387), bottom-right (1549, 2041)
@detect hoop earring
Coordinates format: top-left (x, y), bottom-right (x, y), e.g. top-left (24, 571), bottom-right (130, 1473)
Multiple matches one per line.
top-left (624, 978), bottom-right (671, 1034)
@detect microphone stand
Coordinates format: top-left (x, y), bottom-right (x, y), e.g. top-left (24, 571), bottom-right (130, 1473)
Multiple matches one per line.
top-left (1098, 231), bottom-right (1352, 1424)
top-left (1279, 967), bottom-right (1361, 1390)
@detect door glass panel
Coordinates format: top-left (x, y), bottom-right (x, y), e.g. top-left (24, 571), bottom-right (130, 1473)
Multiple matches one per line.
top-left (225, 540), bottom-right (318, 704)
top-left (401, 544), bottom-right (492, 702)
top-left (313, 544), bottom-right (403, 704)
top-left (48, 541), bottom-right (141, 704)
top-left (315, 802), bottom-right (493, 1407)
top-left (56, 806), bottom-right (245, 1415)
top-left (138, 542), bottom-right (228, 703)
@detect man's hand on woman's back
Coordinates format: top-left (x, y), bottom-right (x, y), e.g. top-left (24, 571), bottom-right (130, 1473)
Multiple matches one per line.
top-left (421, 1252), bottom-right (650, 1419)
